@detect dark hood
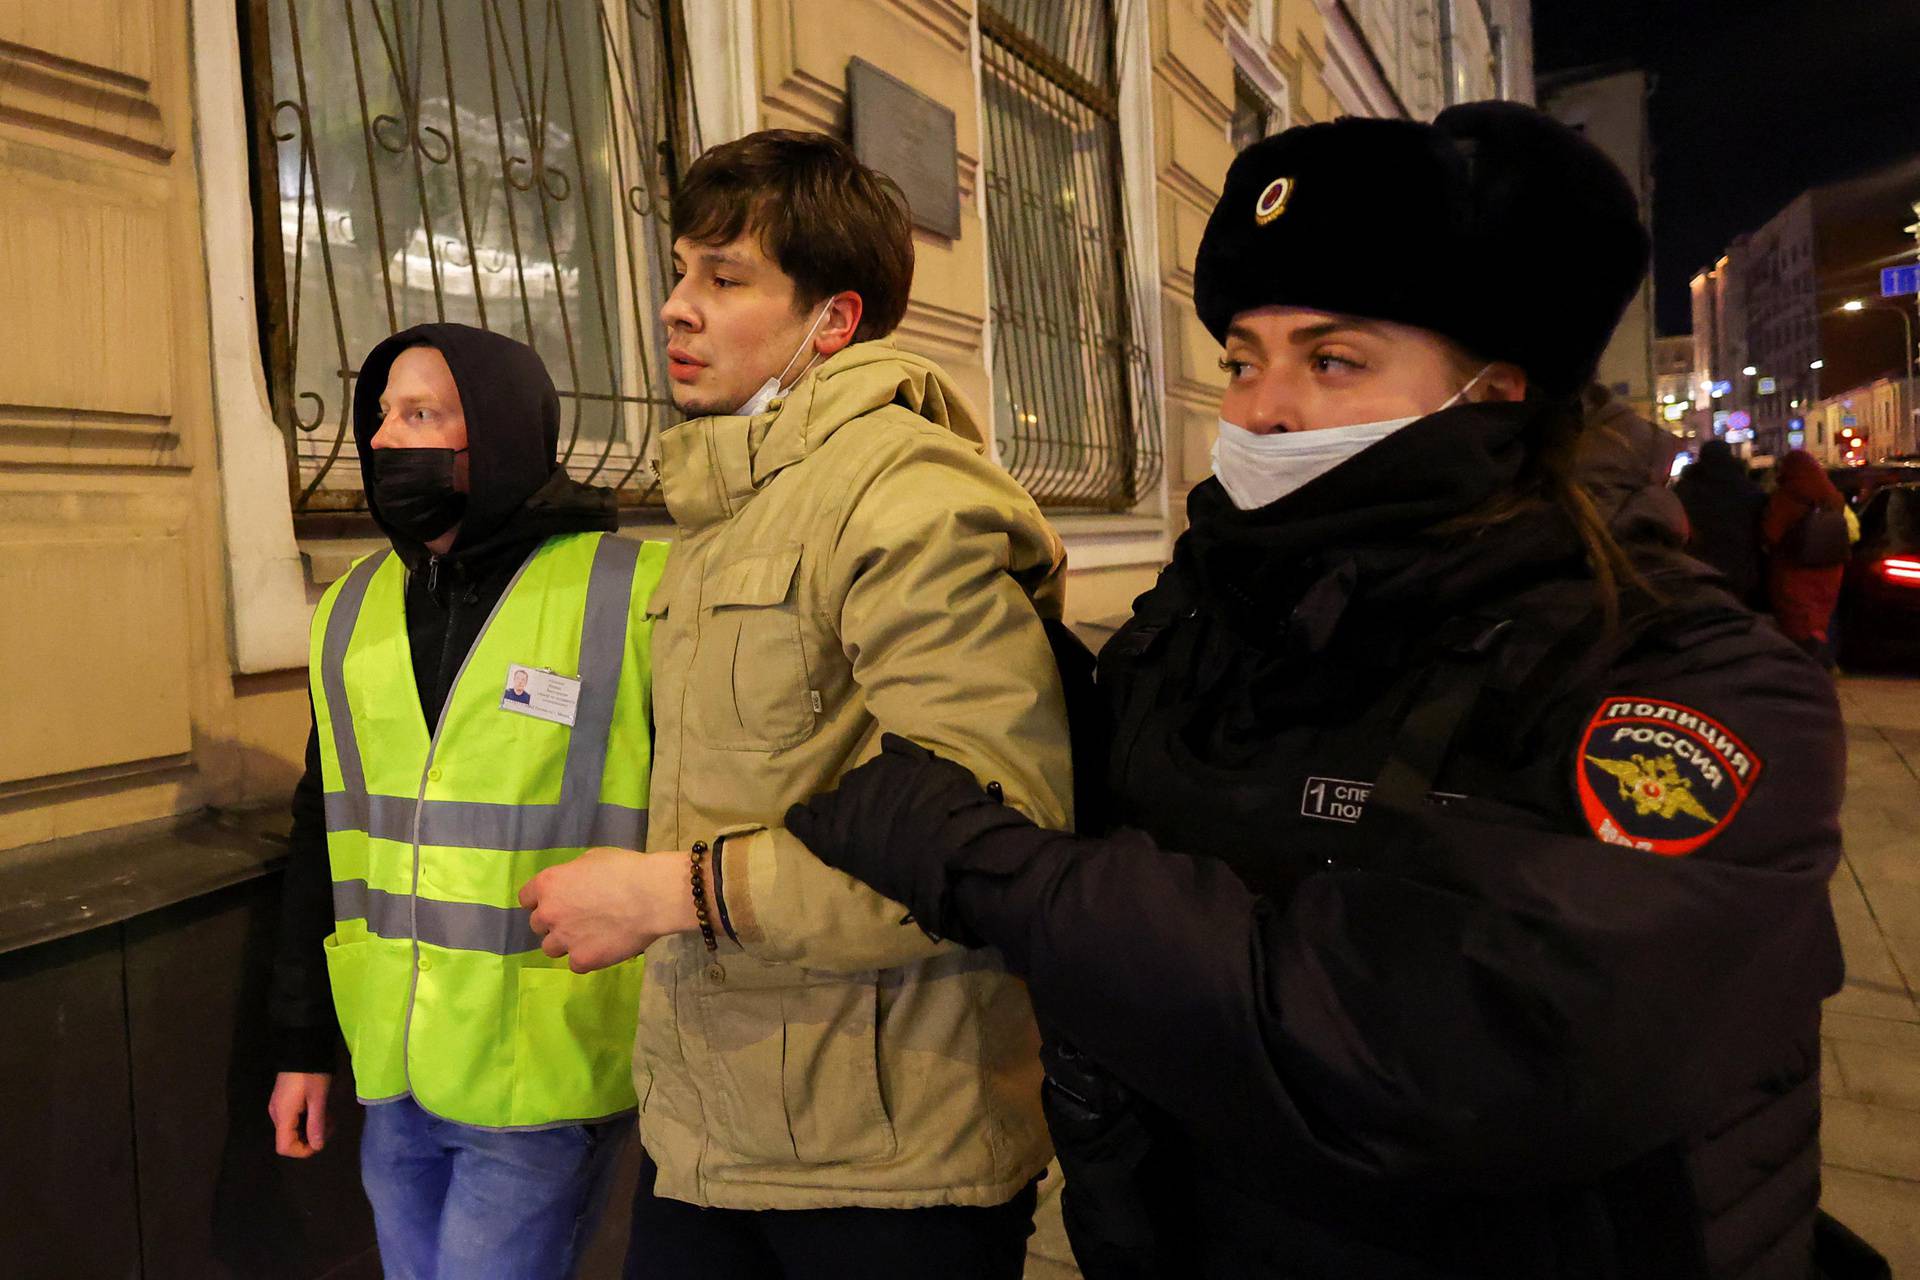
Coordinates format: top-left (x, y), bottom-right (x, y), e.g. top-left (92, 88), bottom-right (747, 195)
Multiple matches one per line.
top-left (352, 323), bottom-right (616, 566)
top-left (1773, 449), bottom-right (1844, 510)
top-left (1678, 439), bottom-right (1750, 486)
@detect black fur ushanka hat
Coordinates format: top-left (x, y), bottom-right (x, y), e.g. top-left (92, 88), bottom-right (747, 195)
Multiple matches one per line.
top-left (1193, 100), bottom-right (1651, 397)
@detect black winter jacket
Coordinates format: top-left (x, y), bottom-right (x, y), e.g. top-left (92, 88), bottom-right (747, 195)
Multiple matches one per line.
top-left (790, 399), bottom-right (1846, 1279)
top-left (1675, 448), bottom-right (1768, 607)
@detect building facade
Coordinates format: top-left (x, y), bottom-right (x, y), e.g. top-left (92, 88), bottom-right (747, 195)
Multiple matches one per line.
top-left (1538, 64), bottom-right (1656, 423)
top-left (1690, 155), bottom-right (1920, 462)
top-left (1689, 254), bottom-right (1729, 443)
top-left (0, 1), bottom-right (1534, 1272)
top-left (1654, 333), bottom-right (1698, 433)
top-left (1741, 193), bottom-right (1820, 454)
top-left (1, 0), bottom-right (1539, 861)
top-left (1808, 378), bottom-right (1906, 466)
top-left (1318, 0), bottom-right (1531, 118)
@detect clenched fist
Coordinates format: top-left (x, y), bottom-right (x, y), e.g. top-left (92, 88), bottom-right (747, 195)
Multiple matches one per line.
top-left (519, 847), bottom-right (699, 972)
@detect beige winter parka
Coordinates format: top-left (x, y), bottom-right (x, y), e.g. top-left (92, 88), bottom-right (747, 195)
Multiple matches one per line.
top-left (637, 340), bottom-right (1072, 1210)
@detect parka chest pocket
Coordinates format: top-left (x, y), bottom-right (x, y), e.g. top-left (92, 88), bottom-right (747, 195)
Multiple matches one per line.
top-left (691, 544), bottom-right (817, 751)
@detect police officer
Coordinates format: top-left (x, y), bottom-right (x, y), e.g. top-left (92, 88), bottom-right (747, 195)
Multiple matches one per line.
top-left (785, 103), bottom-right (1854, 1278)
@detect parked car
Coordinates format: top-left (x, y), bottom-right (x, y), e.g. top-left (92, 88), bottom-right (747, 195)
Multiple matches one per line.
top-left (1829, 461), bottom-right (1920, 510)
top-left (1838, 483), bottom-right (1920, 670)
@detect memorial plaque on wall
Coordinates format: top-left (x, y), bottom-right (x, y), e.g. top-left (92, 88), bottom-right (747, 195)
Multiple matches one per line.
top-left (847, 57), bottom-right (962, 240)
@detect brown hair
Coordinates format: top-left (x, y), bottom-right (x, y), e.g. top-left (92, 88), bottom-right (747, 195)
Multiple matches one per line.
top-left (672, 130), bottom-right (915, 343)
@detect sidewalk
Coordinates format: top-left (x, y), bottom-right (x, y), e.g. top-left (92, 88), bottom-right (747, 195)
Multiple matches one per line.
top-left (1819, 673), bottom-right (1920, 1271)
top-left (1025, 673), bottom-right (1920, 1278)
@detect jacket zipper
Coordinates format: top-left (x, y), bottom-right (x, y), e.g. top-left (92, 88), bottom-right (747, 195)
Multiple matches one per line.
top-left (432, 575), bottom-right (462, 718)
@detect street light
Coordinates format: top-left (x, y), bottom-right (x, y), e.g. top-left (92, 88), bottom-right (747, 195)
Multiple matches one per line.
top-left (1742, 365), bottom-right (1758, 376)
top-left (1838, 298), bottom-right (1917, 456)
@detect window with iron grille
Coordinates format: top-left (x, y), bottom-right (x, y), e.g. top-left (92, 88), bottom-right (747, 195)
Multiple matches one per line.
top-left (1231, 67), bottom-right (1277, 154)
top-left (979, 1), bottom-right (1162, 511)
top-left (245, 0), bottom-right (693, 514)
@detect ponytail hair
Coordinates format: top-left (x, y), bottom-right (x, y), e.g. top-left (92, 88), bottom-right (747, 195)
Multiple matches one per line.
top-left (1432, 393), bottom-right (1651, 631)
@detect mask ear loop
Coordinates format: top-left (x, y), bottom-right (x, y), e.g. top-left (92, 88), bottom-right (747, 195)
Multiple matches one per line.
top-left (772, 300), bottom-right (837, 398)
top-left (1440, 364), bottom-right (1494, 412)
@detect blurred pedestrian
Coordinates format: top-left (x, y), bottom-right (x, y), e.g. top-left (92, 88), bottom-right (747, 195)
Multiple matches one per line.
top-left (1675, 439), bottom-right (1766, 604)
top-left (1761, 449), bottom-right (1850, 661)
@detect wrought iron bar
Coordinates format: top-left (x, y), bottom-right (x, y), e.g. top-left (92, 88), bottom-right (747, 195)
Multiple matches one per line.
top-left (979, 6), bottom-right (1117, 119)
top-left (256, 0), bottom-right (690, 513)
top-left (431, 0), bottom-right (490, 327)
top-left (981, 0), bottom-right (1160, 510)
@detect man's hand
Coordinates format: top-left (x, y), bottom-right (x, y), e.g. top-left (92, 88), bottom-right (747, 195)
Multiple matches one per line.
top-left (520, 847), bottom-right (698, 972)
top-left (269, 1071), bottom-right (332, 1158)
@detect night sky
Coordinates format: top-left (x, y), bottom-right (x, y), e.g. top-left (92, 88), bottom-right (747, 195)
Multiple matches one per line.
top-left (1533, 0), bottom-right (1920, 336)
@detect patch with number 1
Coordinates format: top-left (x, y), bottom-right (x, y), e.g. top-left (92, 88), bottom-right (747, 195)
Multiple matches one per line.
top-left (1300, 776), bottom-right (1462, 824)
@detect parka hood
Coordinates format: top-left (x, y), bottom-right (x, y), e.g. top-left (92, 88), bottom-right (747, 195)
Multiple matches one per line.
top-left (657, 340), bottom-right (984, 529)
top-left (775, 340), bottom-right (986, 451)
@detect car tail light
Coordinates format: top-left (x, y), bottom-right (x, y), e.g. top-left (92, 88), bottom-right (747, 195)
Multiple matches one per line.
top-left (1878, 557), bottom-right (1920, 586)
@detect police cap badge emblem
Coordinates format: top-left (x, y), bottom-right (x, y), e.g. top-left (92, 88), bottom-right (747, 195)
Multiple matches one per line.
top-left (1254, 176), bottom-right (1293, 226)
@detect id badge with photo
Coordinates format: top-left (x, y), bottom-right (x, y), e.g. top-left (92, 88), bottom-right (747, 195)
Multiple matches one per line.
top-left (499, 663), bottom-right (582, 727)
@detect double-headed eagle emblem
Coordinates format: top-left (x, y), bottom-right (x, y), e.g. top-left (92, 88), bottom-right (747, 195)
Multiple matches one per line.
top-left (1584, 752), bottom-right (1718, 823)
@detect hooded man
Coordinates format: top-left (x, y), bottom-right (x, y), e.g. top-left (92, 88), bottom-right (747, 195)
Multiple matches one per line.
top-left (267, 324), bottom-right (667, 1280)
top-left (1675, 438), bottom-right (1767, 605)
top-left (518, 130), bottom-right (1071, 1279)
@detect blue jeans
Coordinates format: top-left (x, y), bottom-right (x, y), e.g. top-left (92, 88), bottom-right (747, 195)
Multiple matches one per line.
top-left (360, 1096), bottom-right (628, 1280)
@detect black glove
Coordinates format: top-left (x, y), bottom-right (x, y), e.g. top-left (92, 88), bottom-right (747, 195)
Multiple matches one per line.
top-left (786, 734), bottom-right (1038, 945)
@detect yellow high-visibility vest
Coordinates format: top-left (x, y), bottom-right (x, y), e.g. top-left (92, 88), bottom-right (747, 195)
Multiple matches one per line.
top-left (310, 531), bottom-right (666, 1128)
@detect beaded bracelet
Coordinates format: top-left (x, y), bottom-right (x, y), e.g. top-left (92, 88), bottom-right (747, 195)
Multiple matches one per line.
top-left (688, 841), bottom-right (719, 953)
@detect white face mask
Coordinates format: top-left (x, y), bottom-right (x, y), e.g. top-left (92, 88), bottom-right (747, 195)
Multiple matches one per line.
top-left (735, 302), bottom-right (834, 417)
top-left (1209, 365), bottom-right (1492, 511)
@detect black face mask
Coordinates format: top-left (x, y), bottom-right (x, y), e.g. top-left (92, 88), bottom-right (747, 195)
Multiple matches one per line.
top-left (372, 447), bottom-right (468, 544)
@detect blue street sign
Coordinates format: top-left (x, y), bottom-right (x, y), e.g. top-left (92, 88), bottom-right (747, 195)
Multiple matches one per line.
top-left (1883, 263), bottom-right (1920, 297)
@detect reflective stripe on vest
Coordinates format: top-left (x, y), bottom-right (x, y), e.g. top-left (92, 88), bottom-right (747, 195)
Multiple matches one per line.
top-left (332, 878), bottom-right (543, 956)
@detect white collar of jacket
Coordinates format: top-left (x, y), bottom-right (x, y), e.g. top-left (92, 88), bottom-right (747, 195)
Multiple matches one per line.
top-left (657, 340), bottom-right (984, 532)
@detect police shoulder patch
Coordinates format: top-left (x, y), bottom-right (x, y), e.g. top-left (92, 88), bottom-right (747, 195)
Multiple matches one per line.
top-left (1574, 696), bottom-right (1763, 856)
